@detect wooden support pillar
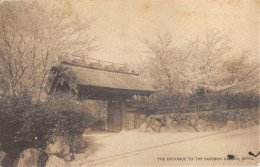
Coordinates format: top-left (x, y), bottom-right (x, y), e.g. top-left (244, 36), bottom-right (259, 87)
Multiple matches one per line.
top-left (120, 100), bottom-right (127, 130)
top-left (107, 101), bottom-right (113, 132)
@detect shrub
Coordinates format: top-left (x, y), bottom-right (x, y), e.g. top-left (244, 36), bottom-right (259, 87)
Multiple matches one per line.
top-left (149, 89), bottom-right (259, 113)
top-left (90, 119), bottom-right (106, 131)
top-left (0, 93), bottom-right (92, 160)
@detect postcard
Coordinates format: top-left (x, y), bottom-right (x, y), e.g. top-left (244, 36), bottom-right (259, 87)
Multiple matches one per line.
top-left (0, 0), bottom-right (259, 166)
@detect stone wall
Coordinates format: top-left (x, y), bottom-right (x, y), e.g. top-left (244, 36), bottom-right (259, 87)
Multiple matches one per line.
top-left (138, 108), bottom-right (259, 132)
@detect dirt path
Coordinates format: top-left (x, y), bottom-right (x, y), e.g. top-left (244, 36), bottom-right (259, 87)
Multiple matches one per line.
top-left (69, 126), bottom-right (259, 166)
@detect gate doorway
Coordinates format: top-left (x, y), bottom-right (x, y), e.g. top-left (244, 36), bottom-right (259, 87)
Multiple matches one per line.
top-left (107, 101), bottom-right (123, 132)
top-left (127, 112), bottom-right (136, 130)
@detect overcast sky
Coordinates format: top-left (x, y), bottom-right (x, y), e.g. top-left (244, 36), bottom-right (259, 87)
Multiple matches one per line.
top-left (71, 0), bottom-right (259, 65)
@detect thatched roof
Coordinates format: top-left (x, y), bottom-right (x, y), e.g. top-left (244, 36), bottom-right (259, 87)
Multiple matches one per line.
top-left (49, 62), bottom-right (154, 99)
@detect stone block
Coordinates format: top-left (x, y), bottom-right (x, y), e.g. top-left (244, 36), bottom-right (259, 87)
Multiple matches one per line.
top-left (147, 126), bottom-right (154, 133)
top-left (45, 137), bottom-right (70, 156)
top-left (45, 155), bottom-right (67, 167)
top-left (227, 120), bottom-right (239, 129)
top-left (16, 148), bottom-right (40, 167)
top-left (159, 127), bottom-right (167, 133)
top-left (139, 122), bottom-right (148, 132)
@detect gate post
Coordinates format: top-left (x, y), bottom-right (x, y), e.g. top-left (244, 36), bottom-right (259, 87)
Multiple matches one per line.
top-left (120, 100), bottom-right (127, 130)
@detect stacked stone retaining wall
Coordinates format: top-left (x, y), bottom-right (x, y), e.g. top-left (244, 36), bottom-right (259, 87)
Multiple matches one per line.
top-left (138, 108), bottom-right (259, 132)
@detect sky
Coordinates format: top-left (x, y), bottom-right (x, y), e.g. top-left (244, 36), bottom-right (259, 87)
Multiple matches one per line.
top-left (71, 0), bottom-right (259, 65)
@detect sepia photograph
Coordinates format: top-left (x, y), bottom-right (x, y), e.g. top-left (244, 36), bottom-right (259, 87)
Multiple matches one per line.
top-left (0, 0), bottom-right (259, 166)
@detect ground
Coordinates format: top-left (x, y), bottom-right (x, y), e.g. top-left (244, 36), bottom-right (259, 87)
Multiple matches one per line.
top-left (69, 125), bottom-right (259, 166)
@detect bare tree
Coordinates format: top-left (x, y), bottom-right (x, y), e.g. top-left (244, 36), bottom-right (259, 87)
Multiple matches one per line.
top-left (141, 33), bottom-right (176, 92)
top-left (175, 29), bottom-right (232, 92)
top-left (141, 29), bottom-right (259, 95)
top-left (220, 51), bottom-right (259, 93)
top-left (0, 0), bottom-right (95, 100)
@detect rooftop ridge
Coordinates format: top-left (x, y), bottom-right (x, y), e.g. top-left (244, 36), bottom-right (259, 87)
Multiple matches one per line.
top-left (61, 61), bottom-right (139, 76)
top-left (85, 57), bottom-right (126, 66)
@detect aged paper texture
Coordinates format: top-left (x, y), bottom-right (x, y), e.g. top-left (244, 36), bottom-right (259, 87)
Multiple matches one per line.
top-left (0, 0), bottom-right (259, 166)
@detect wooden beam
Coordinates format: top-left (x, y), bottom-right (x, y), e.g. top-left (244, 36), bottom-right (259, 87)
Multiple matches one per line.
top-left (120, 101), bottom-right (127, 130)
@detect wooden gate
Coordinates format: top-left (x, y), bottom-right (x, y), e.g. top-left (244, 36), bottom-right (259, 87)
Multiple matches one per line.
top-left (107, 101), bottom-right (122, 132)
top-left (127, 112), bottom-right (136, 130)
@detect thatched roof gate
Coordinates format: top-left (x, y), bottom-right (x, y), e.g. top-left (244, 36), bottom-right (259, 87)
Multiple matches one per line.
top-left (48, 62), bottom-right (154, 132)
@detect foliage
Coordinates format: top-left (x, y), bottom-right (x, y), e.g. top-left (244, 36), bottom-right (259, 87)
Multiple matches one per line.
top-left (0, 93), bottom-right (93, 156)
top-left (141, 30), bottom-right (259, 113)
top-left (141, 29), bottom-right (259, 94)
top-left (0, 0), bottom-right (95, 100)
top-left (206, 91), bottom-right (259, 111)
top-left (148, 90), bottom-right (184, 109)
top-left (0, 1), bottom-right (95, 158)
top-left (81, 100), bottom-right (107, 119)
top-left (148, 89), bottom-right (259, 113)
